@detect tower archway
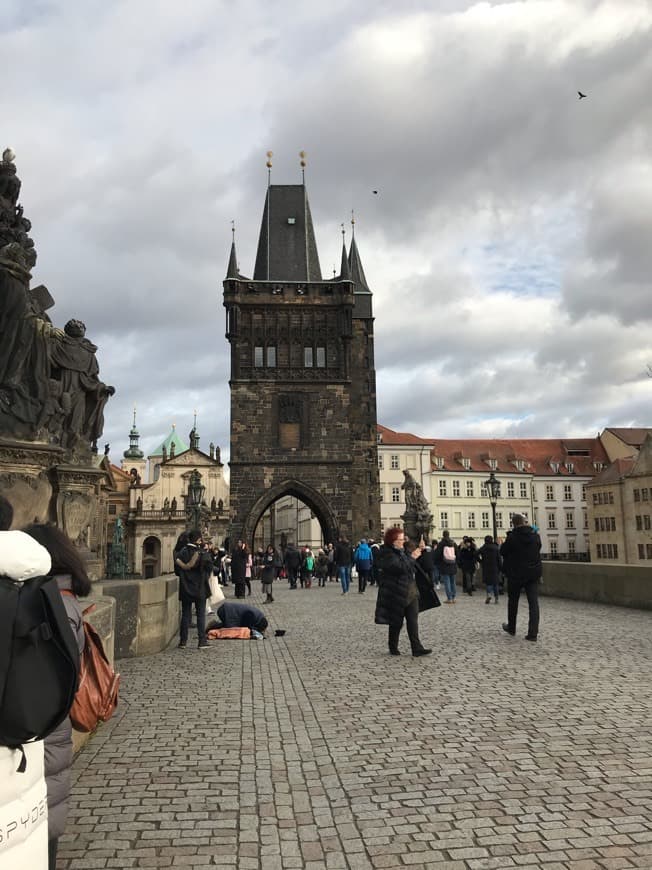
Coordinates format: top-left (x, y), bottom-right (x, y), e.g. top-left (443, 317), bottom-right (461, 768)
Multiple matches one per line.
top-left (242, 478), bottom-right (338, 548)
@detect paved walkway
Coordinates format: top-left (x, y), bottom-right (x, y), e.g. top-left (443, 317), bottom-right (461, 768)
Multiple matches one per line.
top-left (59, 581), bottom-right (652, 870)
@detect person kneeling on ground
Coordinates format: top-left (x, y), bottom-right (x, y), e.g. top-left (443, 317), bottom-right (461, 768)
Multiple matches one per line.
top-left (214, 601), bottom-right (269, 636)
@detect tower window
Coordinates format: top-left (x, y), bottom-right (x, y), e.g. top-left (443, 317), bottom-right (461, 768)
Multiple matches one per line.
top-left (254, 346), bottom-right (264, 367)
top-left (267, 347), bottom-right (276, 367)
top-left (304, 347), bottom-right (313, 367)
top-left (316, 347), bottom-right (326, 368)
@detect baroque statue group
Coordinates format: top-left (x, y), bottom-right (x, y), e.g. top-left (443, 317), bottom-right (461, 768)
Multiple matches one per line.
top-left (0, 148), bottom-right (114, 456)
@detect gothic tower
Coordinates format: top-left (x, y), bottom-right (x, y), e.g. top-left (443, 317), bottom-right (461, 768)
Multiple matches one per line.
top-left (223, 162), bottom-right (380, 545)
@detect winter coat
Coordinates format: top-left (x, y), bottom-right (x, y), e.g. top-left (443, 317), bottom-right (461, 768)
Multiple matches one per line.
top-left (457, 545), bottom-right (478, 572)
top-left (230, 547), bottom-right (248, 583)
top-left (44, 576), bottom-right (85, 841)
top-left (374, 545), bottom-right (438, 627)
top-left (353, 541), bottom-right (372, 570)
top-left (334, 541), bottom-right (353, 567)
top-left (417, 547), bottom-right (435, 575)
top-left (0, 531), bottom-right (52, 868)
top-left (316, 552), bottom-right (329, 577)
top-left (177, 544), bottom-right (212, 601)
top-left (284, 547), bottom-right (301, 570)
top-left (500, 526), bottom-right (542, 582)
top-left (477, 543), bottom-right (501, 583)
top-left (260, 552), bottom-right (277, 583)
top-left (433, 538), bottom-right (458, 576)
top-left (216, 602), bottom-right (266, 631)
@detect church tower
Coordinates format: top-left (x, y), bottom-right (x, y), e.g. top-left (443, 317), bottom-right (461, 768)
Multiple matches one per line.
top-left (223, 155), bottom-right (380, 544)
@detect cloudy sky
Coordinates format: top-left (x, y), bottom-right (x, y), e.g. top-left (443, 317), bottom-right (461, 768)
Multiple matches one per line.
top-left (3, 0), bottom-right (651, 468)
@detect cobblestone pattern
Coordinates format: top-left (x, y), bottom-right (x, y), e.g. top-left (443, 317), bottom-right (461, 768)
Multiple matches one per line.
top-left (58, 583), bottom-right (652, 869)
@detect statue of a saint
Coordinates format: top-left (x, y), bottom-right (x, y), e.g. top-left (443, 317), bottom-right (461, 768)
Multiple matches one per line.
top-left (401, 470), bottom-right (431, 516)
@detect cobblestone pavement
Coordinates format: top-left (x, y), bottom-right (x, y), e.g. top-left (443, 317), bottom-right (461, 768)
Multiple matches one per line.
top-left (58, 582), bottom-right (652, 870)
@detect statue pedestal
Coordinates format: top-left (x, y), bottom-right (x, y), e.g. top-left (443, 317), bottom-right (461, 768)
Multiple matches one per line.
top-left (401, 510), bottom-right (434, 544)
top-left (0, 438), bottom-right (109, 578)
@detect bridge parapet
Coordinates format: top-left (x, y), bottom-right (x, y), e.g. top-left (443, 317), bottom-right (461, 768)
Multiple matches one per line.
top-left (542, 561), bottom-right (652, 610)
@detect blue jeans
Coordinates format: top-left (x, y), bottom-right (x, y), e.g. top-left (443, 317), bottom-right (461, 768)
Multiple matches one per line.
top-left (486, 583), bottom-right (499, 598)
top-left (443, 573), bottom-right (457, 600)
top-left (338, 565), bottom-right (351, 593)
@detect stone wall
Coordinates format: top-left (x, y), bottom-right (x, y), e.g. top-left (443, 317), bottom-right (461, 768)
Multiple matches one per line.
top-left (541, 561), bottom-right (652, 609)
top-left (94, 575), bottom-right (179, 658)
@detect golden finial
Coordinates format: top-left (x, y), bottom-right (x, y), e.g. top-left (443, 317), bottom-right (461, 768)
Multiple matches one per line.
top-left (231, 219), bottom-right (235, 241)
top-left (299, 150), bottom-right (307, 168)
top-left (266, 150), bottom-right (273, 169)
top-left (341, 222), bottom-right (345, 240)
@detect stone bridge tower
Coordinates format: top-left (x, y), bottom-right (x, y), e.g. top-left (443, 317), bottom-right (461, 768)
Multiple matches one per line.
top-left (223, 165), bottom-right (380, 546)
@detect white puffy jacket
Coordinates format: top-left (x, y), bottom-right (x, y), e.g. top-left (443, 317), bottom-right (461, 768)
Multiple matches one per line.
top-left (0, 530), bottom-right (52, 870)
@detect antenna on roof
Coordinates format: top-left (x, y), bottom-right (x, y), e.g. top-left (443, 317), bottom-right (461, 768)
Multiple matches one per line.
top-left (265, 150), bottom-right (273, 186)
top-left (299, 150), bottom-right (306, 184)
top-left (351, 209), bottom-right (355, 237)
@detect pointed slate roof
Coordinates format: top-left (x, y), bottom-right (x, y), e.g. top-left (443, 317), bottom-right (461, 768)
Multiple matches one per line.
top-left (339, 240), bottom-right (351, 280)
top-left (226, 240), bottom-right (239, 279)
top-left (253, 184), bottom-right (322, 281)
top-left (348, 234), bottom-right (370, 292)
top-left (149, 425), bottom-right (188, 459)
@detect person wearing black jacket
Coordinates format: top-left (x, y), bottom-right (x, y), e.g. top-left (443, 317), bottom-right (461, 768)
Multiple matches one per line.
top-left (230, 540), bottom-right (248, 599)
top-left (478, 535), bottom-right (501, 604)
top-left (334, 536), bottom-right (353, 594)
top-left (457, 537), bottom-right (478, 595)
top-left (500, 514), bottom-right (542, 641)
top-left (374, 528), bottom-right (436, 656)
top-left (176, 529), bottom-right (213, 648)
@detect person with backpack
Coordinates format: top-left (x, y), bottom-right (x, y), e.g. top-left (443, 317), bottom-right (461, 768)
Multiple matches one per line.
top-left (301, 548), bottom-right (315, 589)
top-left (23, 524), bottom-right (91, 870)
top-left (477, 535), bottom-right (502, 604)
top-left (353, 539), bottom-right (372, 593)
top-left (0, 497), bottom-right (77, 870)
top-left (434, 530), bottom-right (459, 603)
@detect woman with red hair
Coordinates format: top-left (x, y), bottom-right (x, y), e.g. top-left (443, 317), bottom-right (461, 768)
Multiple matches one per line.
top-left (374, 528), bottom-right (437, 656)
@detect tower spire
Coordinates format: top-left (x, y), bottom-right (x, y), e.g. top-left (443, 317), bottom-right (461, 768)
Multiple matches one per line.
top-left (348, 220), bottom-right (370, 292)
top-left (339, 223), bottom-right (351, 280)
top-left (226, 221), bottom-right (239, 279)
top-left (123, 404), bottom-right (144, 459)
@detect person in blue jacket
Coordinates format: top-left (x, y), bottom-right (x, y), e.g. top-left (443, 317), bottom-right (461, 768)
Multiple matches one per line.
top-left (353, 538), bottom-right (373, 593)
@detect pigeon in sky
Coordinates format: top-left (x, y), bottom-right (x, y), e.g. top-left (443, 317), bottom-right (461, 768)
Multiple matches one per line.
top-left (578, 91), bottom-right (587, 99)
top-left (372, 190), bottom-right (378, 195)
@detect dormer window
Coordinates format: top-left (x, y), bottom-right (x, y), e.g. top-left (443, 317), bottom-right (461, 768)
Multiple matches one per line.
top-left (565, 462), bottom-right (574, 474)
top-left (461, 457), bottom-right (471, 470)
top-left (515, 460), bottom-right (525, 472)
top-left (550, 462), bottom-right (560, 473)
top-left (593, 461), bottom-right (603, 472)
top-left (377, 432), bottom-right (383, 444)
top-left (434, 457), bottom-right (444, 470)
top-left (488, 458), bottom-right (497, 471)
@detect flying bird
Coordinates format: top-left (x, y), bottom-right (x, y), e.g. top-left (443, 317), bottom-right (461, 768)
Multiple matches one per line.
top-left (577, 91), bottom-right (587, 99)
top-left (372, 190), bottom-right (378, 195)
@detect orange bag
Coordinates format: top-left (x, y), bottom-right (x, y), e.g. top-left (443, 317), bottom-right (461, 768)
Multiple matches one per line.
top-left (206, 627), bottom-right (251, 639)
top-left (69, 610), bottom-right (120, 733)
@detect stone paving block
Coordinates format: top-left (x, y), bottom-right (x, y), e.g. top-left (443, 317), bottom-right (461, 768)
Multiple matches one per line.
top-left (57, 589), bottom-right (652, 870)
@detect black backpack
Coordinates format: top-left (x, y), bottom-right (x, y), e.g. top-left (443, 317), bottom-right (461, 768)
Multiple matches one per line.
top-left (0, 574), bottom-right (80, 771)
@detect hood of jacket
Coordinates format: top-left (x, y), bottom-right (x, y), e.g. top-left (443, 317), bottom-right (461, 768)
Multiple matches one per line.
top-left (0, 530), bottom-right (51, 582)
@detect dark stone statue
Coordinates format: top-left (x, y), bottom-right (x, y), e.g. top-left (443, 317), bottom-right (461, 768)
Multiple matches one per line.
top-left (401, 470), bottom-right (434, 543)
top-left (0, 150), bottom-right (114, 455)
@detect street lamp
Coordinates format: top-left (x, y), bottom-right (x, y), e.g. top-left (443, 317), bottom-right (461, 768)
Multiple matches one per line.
top-left (187, 469), bottom-right (205, 531)
top-left (485, 472), bottom-right (501, 542)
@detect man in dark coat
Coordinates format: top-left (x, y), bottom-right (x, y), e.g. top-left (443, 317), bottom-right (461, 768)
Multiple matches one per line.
top-left (176, 529), bottom-right (213, 648)
top-left (457, 537), bottom-right (478, 595)
top-left (334, 536), bottom-right (353, 594)
top-left (216, 602), bottom-right (268, 634)
top-left (500, 514), bottom-right (542, 641)
top-left (283, 543), bottom-right (301, 590)
top-left (478, 535), bottom-right (501, 604)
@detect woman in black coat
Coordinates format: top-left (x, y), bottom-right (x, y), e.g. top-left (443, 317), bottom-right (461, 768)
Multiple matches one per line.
top-left (477, 535), bottom-right (502, 604)
top-left (374, 528), bottom-right (437, 656)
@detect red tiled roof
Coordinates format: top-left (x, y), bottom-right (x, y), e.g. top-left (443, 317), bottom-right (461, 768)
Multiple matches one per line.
top-left (428, 438), bottom-right (608, 476)
top-left (377, 424), bottom-right (436, 446)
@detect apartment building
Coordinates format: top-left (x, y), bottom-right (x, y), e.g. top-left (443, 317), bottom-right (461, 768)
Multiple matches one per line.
top-left (587, 434), bottom-right (652, 564)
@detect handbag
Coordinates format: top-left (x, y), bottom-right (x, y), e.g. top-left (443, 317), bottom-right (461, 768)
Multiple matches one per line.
top-left (208, 574), bottom-right (225, 607)
top-left (69, 605), bottom-right (120, 733)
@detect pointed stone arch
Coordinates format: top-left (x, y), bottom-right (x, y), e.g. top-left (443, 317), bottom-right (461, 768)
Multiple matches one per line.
top-left (241, 478), bottom-right (339, 547)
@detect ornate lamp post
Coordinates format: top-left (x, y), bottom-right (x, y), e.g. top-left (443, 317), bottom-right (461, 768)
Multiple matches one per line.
top-left (187, 469), bottom-right (205, 531)
top-left (485, 472), bottom-right (501, 542)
